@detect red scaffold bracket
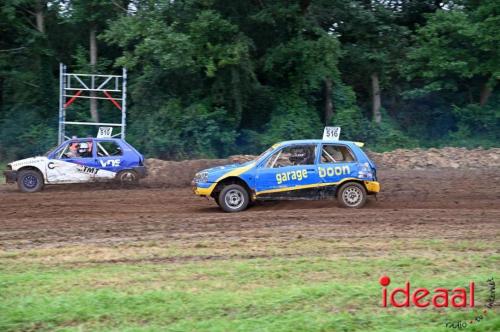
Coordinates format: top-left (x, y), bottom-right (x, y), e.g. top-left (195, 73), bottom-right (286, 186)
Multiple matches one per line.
top-left (103, 90), bottom-right (122, 110)
top-left (64, 90), bottom-right (82, 108)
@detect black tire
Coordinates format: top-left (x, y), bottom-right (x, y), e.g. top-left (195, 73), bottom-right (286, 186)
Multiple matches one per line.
top-left (17, 169), bottom-right (44, 193)
top-left (337, 182), bottom-right (367, 208)
top-left (116, 170), bottom-right (139, 185)
top-left (218, 184), bottom-right (249, 213)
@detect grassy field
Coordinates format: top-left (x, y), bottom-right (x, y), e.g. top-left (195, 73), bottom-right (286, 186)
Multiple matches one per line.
top-left (0, 237), bottom-right (498, 331)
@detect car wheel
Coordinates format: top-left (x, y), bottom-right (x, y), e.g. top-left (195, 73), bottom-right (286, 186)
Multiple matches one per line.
top-left (218, 184), bottom-right (249, 212)
top-left (337, 182), bottom-right (367, 208)
top-left (17, 169), bottom-right (44, 193)
top-left (116, 170), bottom-right (139, 185)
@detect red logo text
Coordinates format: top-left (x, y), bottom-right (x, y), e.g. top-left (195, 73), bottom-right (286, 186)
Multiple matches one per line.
top-left (380, 275), bottom-right (475, 308)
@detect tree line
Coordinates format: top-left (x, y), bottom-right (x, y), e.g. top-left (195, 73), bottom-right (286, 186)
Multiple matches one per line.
top-left (0, 0), bottom-right (498, 160)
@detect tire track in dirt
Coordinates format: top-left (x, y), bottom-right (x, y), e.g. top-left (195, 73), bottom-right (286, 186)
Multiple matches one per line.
top-left (0, 169), bottom-right (499, 250)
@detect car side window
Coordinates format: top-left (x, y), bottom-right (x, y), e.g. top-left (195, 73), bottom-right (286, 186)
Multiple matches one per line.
top-left (58, 140), bottom-right (93, 159)
top-left (97, 141), bottom-right (123, 157)
top-left (265, 145), bottom-right (316, 168)
top-left (321, 145), bottom-right (355, 163)
top-left (54, 143), bottom-right (69, 159)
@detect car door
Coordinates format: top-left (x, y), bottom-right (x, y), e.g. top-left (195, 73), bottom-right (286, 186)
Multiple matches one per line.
top-left (94, 140), bottom-right (124, 180)
top-left (318, 143), bottom-right (359, 195)
top-left (255, 144), bottom-right (321, 199)
top-left (46, 139), bottom-right (99, 183)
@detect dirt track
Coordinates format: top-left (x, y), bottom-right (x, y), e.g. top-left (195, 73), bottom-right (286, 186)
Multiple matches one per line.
top-left (1, 169), bottom-right (499, 251)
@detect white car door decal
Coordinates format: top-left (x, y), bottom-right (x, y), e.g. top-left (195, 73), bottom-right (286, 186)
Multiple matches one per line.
top-left (46, 160), bottom-right (94, 183)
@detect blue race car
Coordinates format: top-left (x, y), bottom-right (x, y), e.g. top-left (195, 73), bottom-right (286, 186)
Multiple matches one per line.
top-left (4, 137), bottom-right (146, 192)
top-left (193, 139), bottom-right (380, 212)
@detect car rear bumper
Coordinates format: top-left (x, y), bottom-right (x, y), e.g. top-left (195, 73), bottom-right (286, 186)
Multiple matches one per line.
top-left (364, 180), bottom-right (380, 193)
top-left (4, 170), bottom-right (17, 183)
top-left (133, 166), bottom-right (147, 178)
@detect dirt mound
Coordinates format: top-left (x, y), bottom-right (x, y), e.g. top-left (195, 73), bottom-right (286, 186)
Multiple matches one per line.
top-left (143, 147), bottom-right (499, 187)
top-left (368, 147), bottom-right (500, 170)
top-left (143, 155), bottom-right (256, 187)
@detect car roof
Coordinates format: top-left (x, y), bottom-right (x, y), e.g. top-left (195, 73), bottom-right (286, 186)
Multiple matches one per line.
top-left (277, 139), bottom-right (357, 146)
top-left (67, 137), bottom-right (123, 141)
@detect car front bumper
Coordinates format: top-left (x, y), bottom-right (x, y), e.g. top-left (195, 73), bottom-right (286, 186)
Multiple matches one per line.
top-left (4, 170), bottom-right (17, 183)
top-left (192, 182), bottom-right (217, 196)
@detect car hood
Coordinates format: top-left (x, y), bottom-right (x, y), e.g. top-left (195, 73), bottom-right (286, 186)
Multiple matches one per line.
top-left (9, 156), bottom-right (48, 170)
top-left (200, 160), bottom-right (255, 182)
top-left (203, 163), bottom-right (240, 174)
top-left (206, 160), bottom-right (256, 173)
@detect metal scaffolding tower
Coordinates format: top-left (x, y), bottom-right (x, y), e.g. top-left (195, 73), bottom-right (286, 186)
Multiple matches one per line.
top-left (58, 63), bottom-right (127, 144)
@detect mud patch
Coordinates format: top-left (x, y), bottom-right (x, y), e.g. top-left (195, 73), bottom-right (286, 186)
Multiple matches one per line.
top-left (0, 168), bottom-right (499, 251)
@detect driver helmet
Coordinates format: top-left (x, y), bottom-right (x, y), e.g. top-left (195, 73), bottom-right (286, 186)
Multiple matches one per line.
top-left (290, 149), bottom-right (308, 164)
top-left (78, 142), bottom-right (89, 154)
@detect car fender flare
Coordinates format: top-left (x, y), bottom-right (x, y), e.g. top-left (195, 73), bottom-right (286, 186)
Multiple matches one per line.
top-left (212, 176), bottom-right (253, 199)
top-left (336, 179), bottom-right (380, 195)
top-left (200, 162), bottom-right (256, 197)
top-left (17, 166), bottom-right (46, 183)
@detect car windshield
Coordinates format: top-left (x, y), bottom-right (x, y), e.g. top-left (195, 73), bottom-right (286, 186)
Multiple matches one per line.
top-left (44, 145), bottom-right (59, 157)
top-left (256, 145), bottom-right (276, 161)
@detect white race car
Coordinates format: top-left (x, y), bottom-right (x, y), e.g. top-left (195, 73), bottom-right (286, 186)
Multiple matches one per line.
top-left (4, 137), bottom-right (146, 192)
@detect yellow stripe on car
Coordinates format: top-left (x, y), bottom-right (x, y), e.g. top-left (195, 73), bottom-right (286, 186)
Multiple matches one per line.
top-left (255, 177), bottom-right (360, 195)
top-left (255, 179), bottom-right (381, 195)
top-left (194, 183), bottom-right (217, 196)
top-left (216, 162), bottom-right (256, 182)
top-left (194, 162), bottom-right (256, 196)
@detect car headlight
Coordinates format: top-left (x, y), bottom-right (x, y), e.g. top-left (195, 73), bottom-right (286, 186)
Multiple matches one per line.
top-left (194, 171), bottom-right (209, 183)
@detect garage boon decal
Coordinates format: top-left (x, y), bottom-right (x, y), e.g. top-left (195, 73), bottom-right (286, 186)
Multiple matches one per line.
top-left (318, 165), bottom-right (350, 178)
top-left (276, 169), bottom-right (308, 184)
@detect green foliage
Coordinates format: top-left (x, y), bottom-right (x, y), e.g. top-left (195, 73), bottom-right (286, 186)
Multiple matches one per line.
top-left (0, 107), bottom-right (57, 160)
top-left (261, 95), bottom-right (323, 146)
top-left (63, 0), bottom-right (126, 29)
top-left (369, 116), bottom-right (419, 152)
top-left (446, 99), bottom-right (500, 147)
top-left (128, 100), bottom-right (236, 159)
top-left (328, 80), bottom-right (417, 151)
top-left (329, 81), bottom-right (370, 141)
top-left (452, 103), bottom-right (500, 134)
top-left (406, 3), bottom-right (499, 99)
top-left (263, 34), bottom-right (340, 93)
top-left (332, 107), bottom-right (418, 152)
top-left (330, 107), bottom-right (370, 142)
top-left (0, 0), bottom-right (499, 161)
